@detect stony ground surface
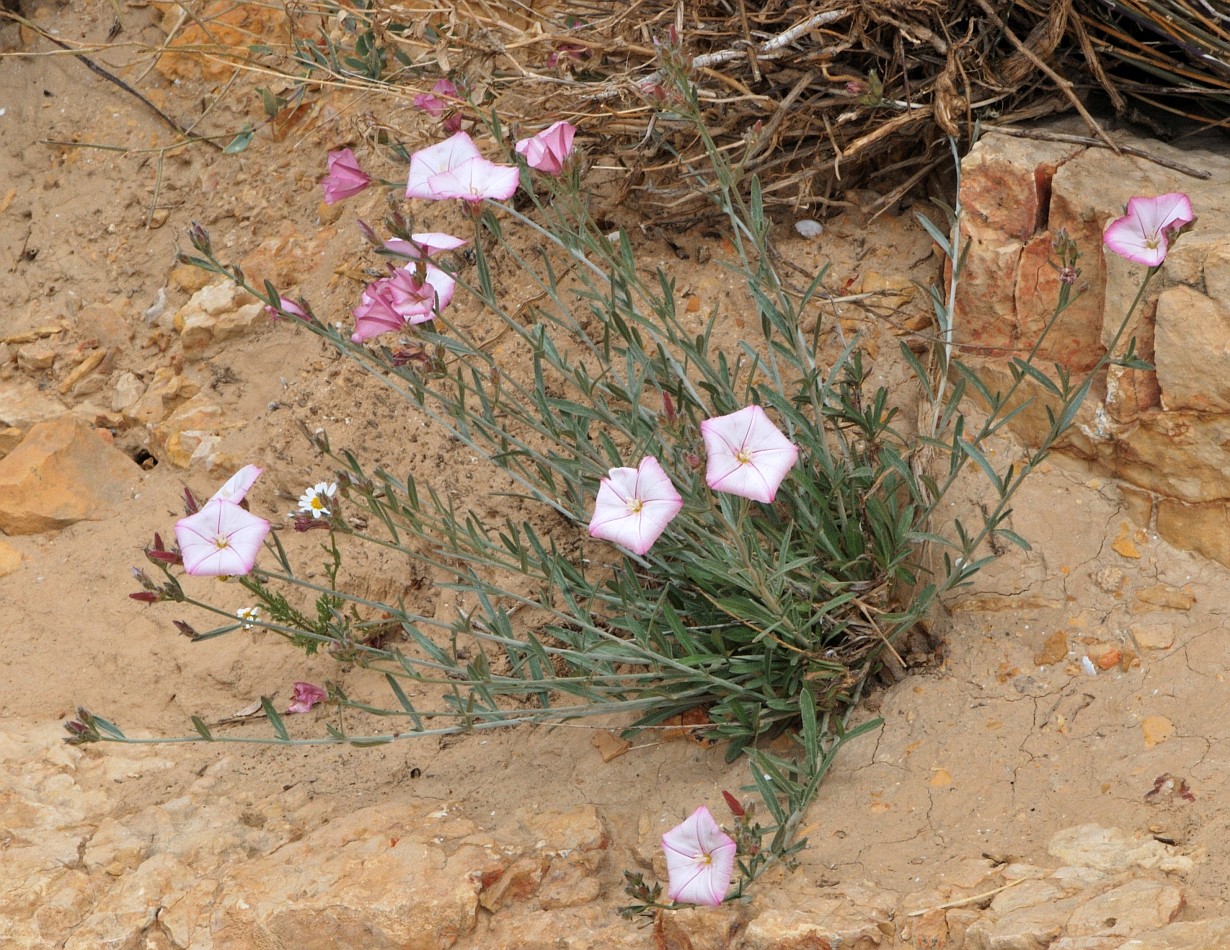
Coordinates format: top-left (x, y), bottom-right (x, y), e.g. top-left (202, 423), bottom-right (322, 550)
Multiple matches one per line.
top-left (3, 2), bottom-right (1230, 947)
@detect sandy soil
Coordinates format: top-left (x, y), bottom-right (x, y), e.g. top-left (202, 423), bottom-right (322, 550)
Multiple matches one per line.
top-left (3, 0), bottom-right (1229, 936)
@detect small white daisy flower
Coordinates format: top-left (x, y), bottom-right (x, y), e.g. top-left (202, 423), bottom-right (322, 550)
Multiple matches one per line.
top-left (298, 481), bottom-right (337, 519)
top-left (236, 606), bottom-right (261, 629)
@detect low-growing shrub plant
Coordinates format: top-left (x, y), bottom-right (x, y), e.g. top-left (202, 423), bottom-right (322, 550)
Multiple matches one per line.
top-left (74, 46), bottom-right (1191, 906)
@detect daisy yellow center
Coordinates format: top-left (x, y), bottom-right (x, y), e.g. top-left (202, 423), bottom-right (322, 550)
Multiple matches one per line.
top-left (627, 498), bottom-right (644, 514)
top-left (310, 495), bottom-right (326, 510)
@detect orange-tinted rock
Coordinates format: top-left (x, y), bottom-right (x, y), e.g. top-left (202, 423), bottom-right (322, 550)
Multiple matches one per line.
top-left (0, 415), bottom-right (141, 534)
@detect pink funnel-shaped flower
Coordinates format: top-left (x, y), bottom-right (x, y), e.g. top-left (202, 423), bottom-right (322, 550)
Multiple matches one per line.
top-left (321, 148), bottom-right (371, 204)
top-left (351, 263), bottom-right (456, 342)
top-left (428, 157), bottom-right (520, 203)
top-left (701, 405), bottom-right (799, 503)
top-left (515, 120), bottom-right (577, 176)
top-left (209, 464), bottom-right (263, 505)
top-left (406, 132), bottom-right (481, 196)
top-left (287, 681), bottom-right (327, 714)
top-left (588, 456), bottom-right (683, 555)
top-left (175, 500), bottom-right (270, 577)
top-left (405, 131), bottom-right (519, 203)
top-left (1103, 193), bottom-right (1194, 267)
top-left (384, 232), bottom-right (468, 261)
top-left (662, 806), bottom-right (737, 906)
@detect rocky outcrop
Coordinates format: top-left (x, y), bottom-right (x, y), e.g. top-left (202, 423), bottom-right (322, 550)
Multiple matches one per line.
top-left (955, 126), bottom-right (1230, 565)
top-left (0, 415), bottom-right (141, 535)
top-left (2, 716), bottom-right (1218, 948)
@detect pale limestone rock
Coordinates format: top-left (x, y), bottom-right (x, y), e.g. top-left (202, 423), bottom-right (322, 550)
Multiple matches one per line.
top-left (964, 898), bottom-right (1080, 950)
top-left (1154, 260), bottom-right (1230, 412)
top-left (206, 805), bottom-right (484, 949)
top-left (1064, 879), bottom-right (1183, 938)
top-left (16, 341), bottom-right (57, 371)
top-left (0, 377), bottom-right (68, 429)
top-left (0, 415), bottom-right (141, 534)
top-left (1120, 917), bottom-right (1230, 949)
top-left (109, 370), bottom-right (146, 413)
top-left (741, 880), bottom-right (896, 949)
top-left (654, 903), bottom-right (749, 949)
top-left (174, 281), bottom-right (263, 356)
top-left (1047, 825), bottom-right (1196, 874)
top-left (1157, 498), bottom-right (1230, 567)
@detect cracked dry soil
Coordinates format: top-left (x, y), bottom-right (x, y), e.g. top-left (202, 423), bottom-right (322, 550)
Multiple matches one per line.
top-left (3, 0), bottom-right (1230, 942)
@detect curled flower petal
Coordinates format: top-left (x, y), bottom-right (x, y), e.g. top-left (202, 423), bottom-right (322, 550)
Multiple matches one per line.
top-left (384, 233), bottom-right (468, 261)
top-left (174, 500), bottom-right (270, 577)
top-left (701, 405), bottom-right (798, 503)
top-left (661, 806), bottom-right (736, 906)
top-left (321, 148), bottom-right (371, 204)
top-left (515, 121), bottom-right (577, 176)
top-left (287, 681), bottom-right (327, 714)
top-left (209, 464), bottom-right (263, 505)
top-left (588, 456), bottom-right (682, 555)
top-left (1103, 192), bottom-right (1194, 267)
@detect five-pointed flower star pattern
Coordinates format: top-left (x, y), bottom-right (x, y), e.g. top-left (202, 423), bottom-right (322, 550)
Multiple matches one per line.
top-left (287, 681), bottom-right (327, 714)
top-left (701, 405), bottom-right (799, 503)
top-left (298, 481), bottom-right (337, 519)
top-left (588, 456), bottom-right (683, 555)
top-left (175, 497), bottom-right (271, 577)
top-left (515, 121), bottom-right (577, 176)
top-left (351, 264), bottom-right (456, 342)
top-left (321, 148), bottom-right (372, 205)
top-left (405, 131), bottom-right (519, 203)
top-left (661, 806), bottom-right (737, 906)
top-left (1103, 193), bottom-right (1194, 267)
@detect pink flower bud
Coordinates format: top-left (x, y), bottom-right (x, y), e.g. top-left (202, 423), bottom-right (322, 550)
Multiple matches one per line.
top-left (321, 148), bottom-right (372, 205)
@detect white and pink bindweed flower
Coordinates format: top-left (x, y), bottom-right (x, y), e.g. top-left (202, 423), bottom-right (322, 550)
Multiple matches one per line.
top-left (175, 498), bottom-right (270, 577)
top-left (701, 405), bottom-right (799, 503)
top-left (661, 806), bottom-right (737, 906)
top-left (287, 681), bottom-right (327, 714)
top-left (588, 456), bottom-right (683, 555)
top-left (515, 120), bottom-right (577, 176)
top-left (321, 148), bottom-right (371, 204)
top-left (209, 464), bottom-right (263, 505)
top-left (1103, 193), bottom-right (1194, 267)
top-left (384, 232), bottom-right (468, 261)
top-left (351, 264), bottom-right (456, 342)
top-left (405, 131), bottom-right (519, 203)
